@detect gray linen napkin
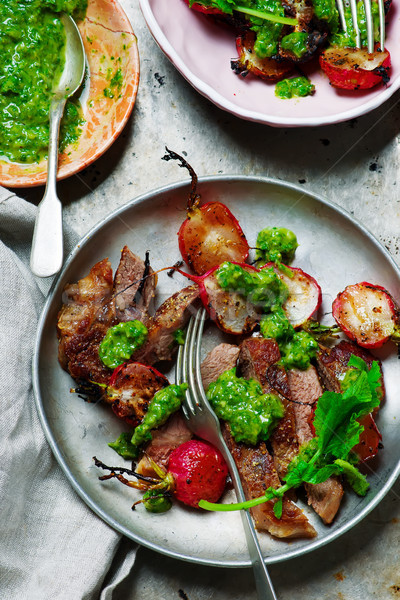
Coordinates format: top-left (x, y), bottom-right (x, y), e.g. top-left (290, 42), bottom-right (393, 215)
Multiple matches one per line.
top-left (0, 189), bottom-right (137, 600)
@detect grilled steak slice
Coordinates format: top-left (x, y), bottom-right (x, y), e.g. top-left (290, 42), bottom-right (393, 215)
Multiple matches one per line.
top-left (238, 338), bottom-right (299, 479)
top-left (57, 258), bottom-right (116, 385)
top-left (317, 340), bottom-right (384, 398)
top-left (222, 423), bottom-right (316, 538)
top-left (200, 343), bottom-right (240, 391)
top-left (136, 412), bottom-right (192, 476)
top-left (287, 366), bottom-right (344, 524)
top-left (113, 246), bottom-right (156, 323)
top-left (317, 340), bottom-right (384, 462)
top-left (105, 362), bottom-right (169, 427)
top-left (133, 285), bottom-right (200, 365)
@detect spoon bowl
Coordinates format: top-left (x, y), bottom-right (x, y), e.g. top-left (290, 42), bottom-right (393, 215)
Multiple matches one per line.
top-left (30, 13), bottom-right (86, 278)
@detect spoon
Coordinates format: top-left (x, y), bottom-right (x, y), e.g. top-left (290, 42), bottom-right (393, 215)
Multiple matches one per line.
top-left (30, 13), bottom-right (85, 278)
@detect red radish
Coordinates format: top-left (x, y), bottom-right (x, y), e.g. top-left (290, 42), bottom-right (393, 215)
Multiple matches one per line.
top-left (178, 201), bottom-right (250, 276)
top-left (353, 413), bottom-right (382, 462)
top-left (175, 261), bottom-right (321, 334)
top-left (332, 282), bottom-right (400, 348)
top-left (232, 30), bottom-right (293, 81)
top-left (319, 46), bottom-right (391, 90)
top-left (175, 262), bottom-right (260, 334)
top-left (106, 362), bottom-right (169, 426)
top-left (94, 439), bottom-right (228, 510)
top-left (183, 0), bottom-right (224, 15)
top-left (264, 264), bottom-right (322, 327)
top-left (163, 148), bottom-right (249, 275)
top-left (168, 440), bottom-right (228, 507)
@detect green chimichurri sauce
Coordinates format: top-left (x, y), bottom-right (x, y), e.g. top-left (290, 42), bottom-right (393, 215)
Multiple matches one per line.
top-left (109, 384), bottom-right (188, 459)
top-left (207, 368), bottom-right (285, 445)
top-left (215, 261), bottom-right (289, 312)
top-left (0, 0), bottom-right (87, 164)
top-left (256, 227), bottom-right (298, 265)
top-left (275, 76), bottom-right (315, 99)
top-left (99, 321), bottom-right (148, 370)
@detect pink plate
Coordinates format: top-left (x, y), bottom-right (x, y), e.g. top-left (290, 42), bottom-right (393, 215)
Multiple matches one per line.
top-left (0, 0), bottom-right (139, 188)
top-left (140, 0), bottom-right (400, 127)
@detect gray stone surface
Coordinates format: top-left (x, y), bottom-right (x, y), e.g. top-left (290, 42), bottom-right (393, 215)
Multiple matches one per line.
top-left (18, 1), bottom-right (400, 598)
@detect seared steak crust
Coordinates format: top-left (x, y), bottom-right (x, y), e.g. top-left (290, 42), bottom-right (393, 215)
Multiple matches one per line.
top-left (57, 258), bottom-right (116, 385)
top-left (222, 423), bottom-right (316, 538)
top-left (238, 338), bottom-right (299, 479)
top-left (133, 285), bottom-right (200, 365)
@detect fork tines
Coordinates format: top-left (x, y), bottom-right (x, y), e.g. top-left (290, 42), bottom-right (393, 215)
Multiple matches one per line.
top-left (335, 0), bottom-right (385, 52)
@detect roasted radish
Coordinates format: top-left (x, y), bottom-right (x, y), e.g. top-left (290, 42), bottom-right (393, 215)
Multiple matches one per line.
top-left (319, 46), bottom-right (391, 90)
top-left (232, 30), bottom-right (293, 81)
top-left (106, 362), bottom-right (169, 426)
top-left (265, 264), bottom-right (322, 327)
top-left (332, 282), bottom-right (400, 348)
top-left (94, 439), bottom-right (228, 510)
top-left (163, 148), bottom-right (249, 275)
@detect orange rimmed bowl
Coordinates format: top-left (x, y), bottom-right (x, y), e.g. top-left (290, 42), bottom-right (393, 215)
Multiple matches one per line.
top-left (0, 0), bottom-right (139, 188)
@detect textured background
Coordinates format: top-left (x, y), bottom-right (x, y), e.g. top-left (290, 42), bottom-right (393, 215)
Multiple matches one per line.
top-left (17, 1), bottom-right (400, 598)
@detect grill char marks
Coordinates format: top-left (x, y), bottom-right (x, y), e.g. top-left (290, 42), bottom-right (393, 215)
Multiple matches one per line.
top-left (222, 422), bottom-right (316, 538)
top-left (238, 337), bottom-right (299, 480)
top-left (223, 337), bottom-right (316, 538)
top-left (133, 285), bottom-right (201, 365)
top-left (57, 258), bottom-right (116, 385)
top-left (287, 366), bottom-right (344, 524)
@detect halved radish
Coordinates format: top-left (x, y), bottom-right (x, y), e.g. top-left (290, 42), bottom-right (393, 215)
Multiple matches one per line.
top-left (332, 282), bottom-right (400, 348)
top-left (232, 30), bottom-right (293, 81)
top-left (106, 362), bottom-right (169, 426)
top-left (178, 201), bottom-right (249, 276)
top-left (264, 264), bottom-right (322, 327)
top-left (319, 46), bottom-right (391, 90)
top-left (163, 148), bottom-right (249, 276)
top-left (175, 263), bottom-right (260, 334)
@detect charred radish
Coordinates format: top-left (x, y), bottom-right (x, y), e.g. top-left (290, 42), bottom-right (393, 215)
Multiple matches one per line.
top-left (106, 362), bottom-right (169, 426)
top-left (94, 439), bottom-right (228, 510)
top-left (163, 148), bottom-right (249, 275)
top-left (332, 282), bottom-right (400, 348)
top-left (319, 46), bottom-right (391, 90)
top-left (232, 30), bottom-right (293, 81)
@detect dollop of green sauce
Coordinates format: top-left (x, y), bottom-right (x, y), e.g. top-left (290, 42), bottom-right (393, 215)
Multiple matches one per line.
top-left (215, 261), bottom-right (289, 312)
top-left (207, 368), bottom-right (285, 445)
top-left (275, 76), bottom-right (315, 99)
top-left (109, 384), bottom-right (188, 459)
top-left (280, 32), bottom-right (309, 58)
top-left (255, 227), bottom-right (298, 265)
top-left (260, 307), bottom-right (318, 370)
top-left (0, 0), bottom-right (87, 164)
top-left (99, 320), bottom-right (148, 370)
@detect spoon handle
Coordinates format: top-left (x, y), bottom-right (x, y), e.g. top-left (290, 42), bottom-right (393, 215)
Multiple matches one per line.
top-left (30, 97), bottom-right (66, 278)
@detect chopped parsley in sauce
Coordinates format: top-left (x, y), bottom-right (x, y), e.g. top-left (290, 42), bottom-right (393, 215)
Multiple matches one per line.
top-left (0, 0), bottom-right (87, 163)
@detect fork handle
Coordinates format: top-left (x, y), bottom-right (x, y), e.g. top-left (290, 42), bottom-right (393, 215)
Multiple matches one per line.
top-left (240, 509), bottom-right (278, 600)
top-left (220, 445), bottom-right (278, 600)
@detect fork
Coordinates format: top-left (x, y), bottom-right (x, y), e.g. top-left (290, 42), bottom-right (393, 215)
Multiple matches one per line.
top-left (335, 0), bottom-right (385, 52)
top-left (175, 307), bottom-right (278, 600)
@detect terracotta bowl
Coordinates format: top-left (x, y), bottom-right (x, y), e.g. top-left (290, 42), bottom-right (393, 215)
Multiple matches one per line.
top-left (0, 0), bottom-right (139, 188)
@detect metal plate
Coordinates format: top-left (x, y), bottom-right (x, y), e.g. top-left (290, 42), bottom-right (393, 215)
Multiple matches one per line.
top-left (33, 176), bottom-right (400, 567)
